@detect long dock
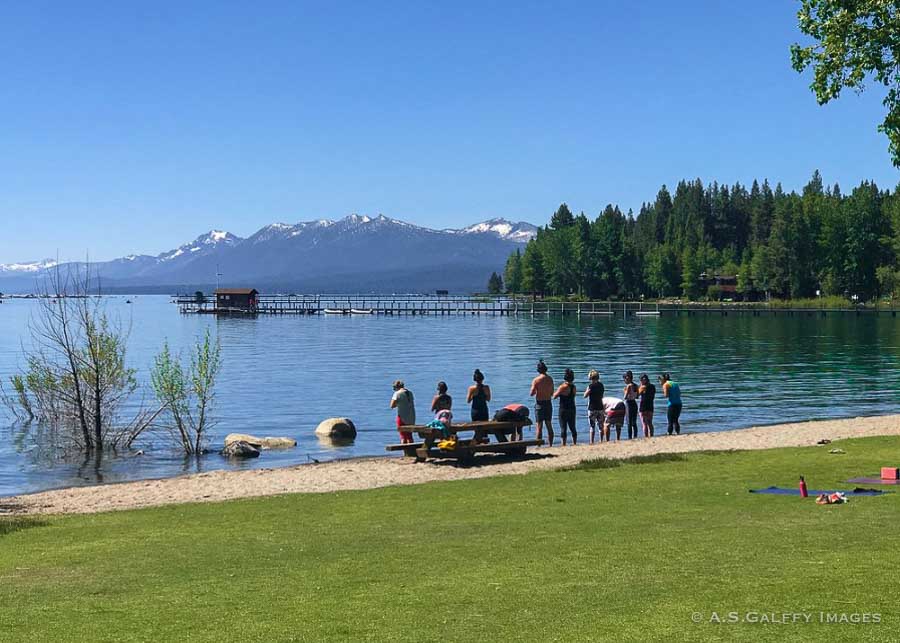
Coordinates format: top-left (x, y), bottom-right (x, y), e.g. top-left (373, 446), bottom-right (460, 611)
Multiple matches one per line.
top-left (174, 294), bottom-right (900, 317)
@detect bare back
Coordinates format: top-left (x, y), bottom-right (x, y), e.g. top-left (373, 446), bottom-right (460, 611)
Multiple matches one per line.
top-left (530, 374), bottom-right (554, 401)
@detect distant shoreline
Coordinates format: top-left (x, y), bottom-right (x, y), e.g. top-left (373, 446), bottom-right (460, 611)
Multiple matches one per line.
top-left (4, 414), bottom-right (899, 516)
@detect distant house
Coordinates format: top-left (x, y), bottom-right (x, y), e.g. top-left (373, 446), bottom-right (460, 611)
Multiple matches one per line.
top-left (699, 273), bottom-right (738, 299)
top-left (215, 288), bottom-right (258, 311)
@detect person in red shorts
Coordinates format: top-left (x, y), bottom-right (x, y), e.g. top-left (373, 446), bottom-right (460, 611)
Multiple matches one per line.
top-left (390, 380), bottom-right (417, 444)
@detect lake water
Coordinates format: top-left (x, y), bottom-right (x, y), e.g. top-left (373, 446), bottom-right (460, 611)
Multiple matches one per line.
top-left (1, 296), bottom-right (899, 496)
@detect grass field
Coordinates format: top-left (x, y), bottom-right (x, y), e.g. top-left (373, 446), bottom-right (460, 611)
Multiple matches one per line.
top-left (2, 436), bottom-right (899, 642)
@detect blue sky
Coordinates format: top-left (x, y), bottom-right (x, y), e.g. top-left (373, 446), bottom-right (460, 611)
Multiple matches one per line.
top-left (1, 1), bottom-right (896, 262)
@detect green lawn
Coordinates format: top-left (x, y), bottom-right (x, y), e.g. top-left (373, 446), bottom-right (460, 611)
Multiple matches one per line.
top-left (2, 436), bottom-right (899, 642)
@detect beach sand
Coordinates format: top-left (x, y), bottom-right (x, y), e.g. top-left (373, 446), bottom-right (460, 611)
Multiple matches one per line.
top-left (2, 414), bottom-right (898, 516)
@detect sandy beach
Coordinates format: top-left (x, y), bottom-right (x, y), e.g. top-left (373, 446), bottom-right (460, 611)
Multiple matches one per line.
top-left (2, 414), bottom-right (898, 516)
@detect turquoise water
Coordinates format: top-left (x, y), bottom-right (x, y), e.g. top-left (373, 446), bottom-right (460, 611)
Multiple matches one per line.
top-left (1, 296), bottom-right (899, 496)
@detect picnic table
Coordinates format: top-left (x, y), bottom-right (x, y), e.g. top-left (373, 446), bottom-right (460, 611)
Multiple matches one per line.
top-left (385, 419), bottom-right (541, 463)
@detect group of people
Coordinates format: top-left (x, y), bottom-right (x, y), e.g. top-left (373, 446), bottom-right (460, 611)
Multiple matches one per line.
top-left (390, 363), bottom-right (684, 447)
top-left (530, 360), bottom-right (682, 446)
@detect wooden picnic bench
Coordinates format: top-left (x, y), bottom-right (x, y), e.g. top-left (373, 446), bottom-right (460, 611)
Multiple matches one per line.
top-left (385, 419), bottom-right (540, 463)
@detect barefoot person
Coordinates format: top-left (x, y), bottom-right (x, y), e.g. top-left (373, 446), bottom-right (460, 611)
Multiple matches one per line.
top-left (553, 368), bottom-right (577, 446)
top-left (584, 370), bottom-right (606, 444)
top-left (530, 360), bottom-right (555, 446)
top-left (602, 396), bottom-right (626, 441)
top-left (431, 381), bottom-right (452, 414)
top-left (623, 370), bottom-right (639, 439)
top-left (638, 373), bottom-right (656, 438)
top-left (390, 380), bottom-right (416, 444)
top-left (659, 372), bottom-right (683, 435)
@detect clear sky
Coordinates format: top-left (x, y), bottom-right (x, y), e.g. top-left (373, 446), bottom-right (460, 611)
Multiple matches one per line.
top-left (1, 1), bottom-right (896, 262)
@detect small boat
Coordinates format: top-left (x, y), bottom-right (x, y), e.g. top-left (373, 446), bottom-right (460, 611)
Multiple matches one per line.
top-left (323, 308), bottom-right (349, 315)
top-left (350, 308), bottom-right (374, 315)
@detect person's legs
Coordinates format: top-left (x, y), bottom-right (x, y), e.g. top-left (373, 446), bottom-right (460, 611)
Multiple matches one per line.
top-left (614, 420), bottom-right (622, 441)
top-left (666, 406), bottom-right (676, 435)
top-left (589, 412), bottom-right (598, 444)
top-left (560, 411), bottom-right (576, 445)
top-left (673, 404), bottom-right (682, 434)
top-left (535, 403), bottom-right (545, 442)
top-left (628, 400), bottom-right (639, 438)
top-left (397, 417), bottom-right (413, 444)
top-left (536, 402), bottom-right (554, 446)
top-left (640, 412), bottom-right (652, 438)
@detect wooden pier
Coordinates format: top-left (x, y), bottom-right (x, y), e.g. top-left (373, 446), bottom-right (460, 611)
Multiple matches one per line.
top-left (173, 294), bottom-right (900, 317)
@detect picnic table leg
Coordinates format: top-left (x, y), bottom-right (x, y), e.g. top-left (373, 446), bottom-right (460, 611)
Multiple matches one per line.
top-left (416, 432), bottom-right (434, 462)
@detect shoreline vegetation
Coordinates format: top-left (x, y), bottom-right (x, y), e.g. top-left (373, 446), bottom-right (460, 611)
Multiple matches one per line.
top-left (3, 414), bottom-right (899, 516)
top-left (502, 173), bottom-right (900, 305)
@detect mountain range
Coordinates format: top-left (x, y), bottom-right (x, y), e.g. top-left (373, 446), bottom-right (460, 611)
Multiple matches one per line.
top-left (0, 216), bottom-right (537, 294)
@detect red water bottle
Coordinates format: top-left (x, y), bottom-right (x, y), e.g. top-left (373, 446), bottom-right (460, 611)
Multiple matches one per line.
top-left (799, 476), bottom-right (808, 498)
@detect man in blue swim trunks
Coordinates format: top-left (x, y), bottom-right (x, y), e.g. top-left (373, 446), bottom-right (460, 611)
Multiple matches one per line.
top-left (530, 360), bottom-right (555, 446)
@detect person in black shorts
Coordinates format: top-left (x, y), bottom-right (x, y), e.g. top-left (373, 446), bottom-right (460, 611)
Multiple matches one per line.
top-left (530, 360), bottom-right (555, 446)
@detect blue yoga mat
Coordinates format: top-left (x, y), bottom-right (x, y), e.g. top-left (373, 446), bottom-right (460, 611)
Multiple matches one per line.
top-left (749, 486), bottom-right (884, 496)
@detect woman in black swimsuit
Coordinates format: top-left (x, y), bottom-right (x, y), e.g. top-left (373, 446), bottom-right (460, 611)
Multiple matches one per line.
top-left (553, 368), bottom-right (578, 446)
top-left (623, 370), bottom-right (639, 439)
top-left (431, 381), bottom-right (452, 414)
top-left (466, 369), bottom-right (491, 422)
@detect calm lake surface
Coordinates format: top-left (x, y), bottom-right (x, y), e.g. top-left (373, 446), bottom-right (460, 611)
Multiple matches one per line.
top-left (1, 296), bottom-right (899, 496)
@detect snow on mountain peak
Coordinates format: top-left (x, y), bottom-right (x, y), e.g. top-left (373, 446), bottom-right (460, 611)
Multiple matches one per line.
top-left (447, 218), bottom-right (537, 242)
top-left (206, 230), bottom-right (230, 243)
top-left (0, 258), bottom-right (58, 273)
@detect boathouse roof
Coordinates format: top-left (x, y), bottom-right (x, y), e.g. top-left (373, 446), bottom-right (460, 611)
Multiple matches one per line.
top-left (215, 288), bottom-right (258, 295)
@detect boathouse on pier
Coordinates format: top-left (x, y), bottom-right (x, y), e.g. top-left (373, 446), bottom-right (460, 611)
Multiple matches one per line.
top-left (215, 288), bottom-right (259, 311)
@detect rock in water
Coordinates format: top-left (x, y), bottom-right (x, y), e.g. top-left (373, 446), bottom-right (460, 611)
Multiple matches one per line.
top-left (221, 440), bottom-right (261, 458)
top-left (224, 433), bottom-right (297, 449)
top-left (315, 417), bottom-right (357, 440)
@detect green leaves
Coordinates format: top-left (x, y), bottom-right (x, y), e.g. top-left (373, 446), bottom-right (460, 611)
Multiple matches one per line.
top-left (792, 0), bottom-right (900, 166)
top-left (151, 330), bottom-right (222, 455)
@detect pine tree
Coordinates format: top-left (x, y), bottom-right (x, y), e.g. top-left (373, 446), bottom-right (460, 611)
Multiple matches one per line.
top-left (504, 249), bottom-right (523, 293)
top-left (680, 247), bottom-right (701, 299)
top-left (521, 240), bottom-right (546, 295)
top-left (487, 272), bottom-right (504, 294)
top-left (549, 203), bottom-right (575, 230)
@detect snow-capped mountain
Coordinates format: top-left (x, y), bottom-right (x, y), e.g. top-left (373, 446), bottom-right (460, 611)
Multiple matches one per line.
top-left (450, 218), bottom-right (538, 242)
top-left (0, 259), bottom-right (58, 274)
top-left (0, 216), bottom-right (536, 293)
top-left (159, 230), bottom-right (241, 262)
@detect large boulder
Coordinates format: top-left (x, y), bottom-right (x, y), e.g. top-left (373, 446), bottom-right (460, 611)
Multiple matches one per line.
top-left (224, 433), bottom-right (297, 449)
top-left (315, 417), bottom-right (357, 440)
top-left (221, 440), bottom-right (260, 458)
